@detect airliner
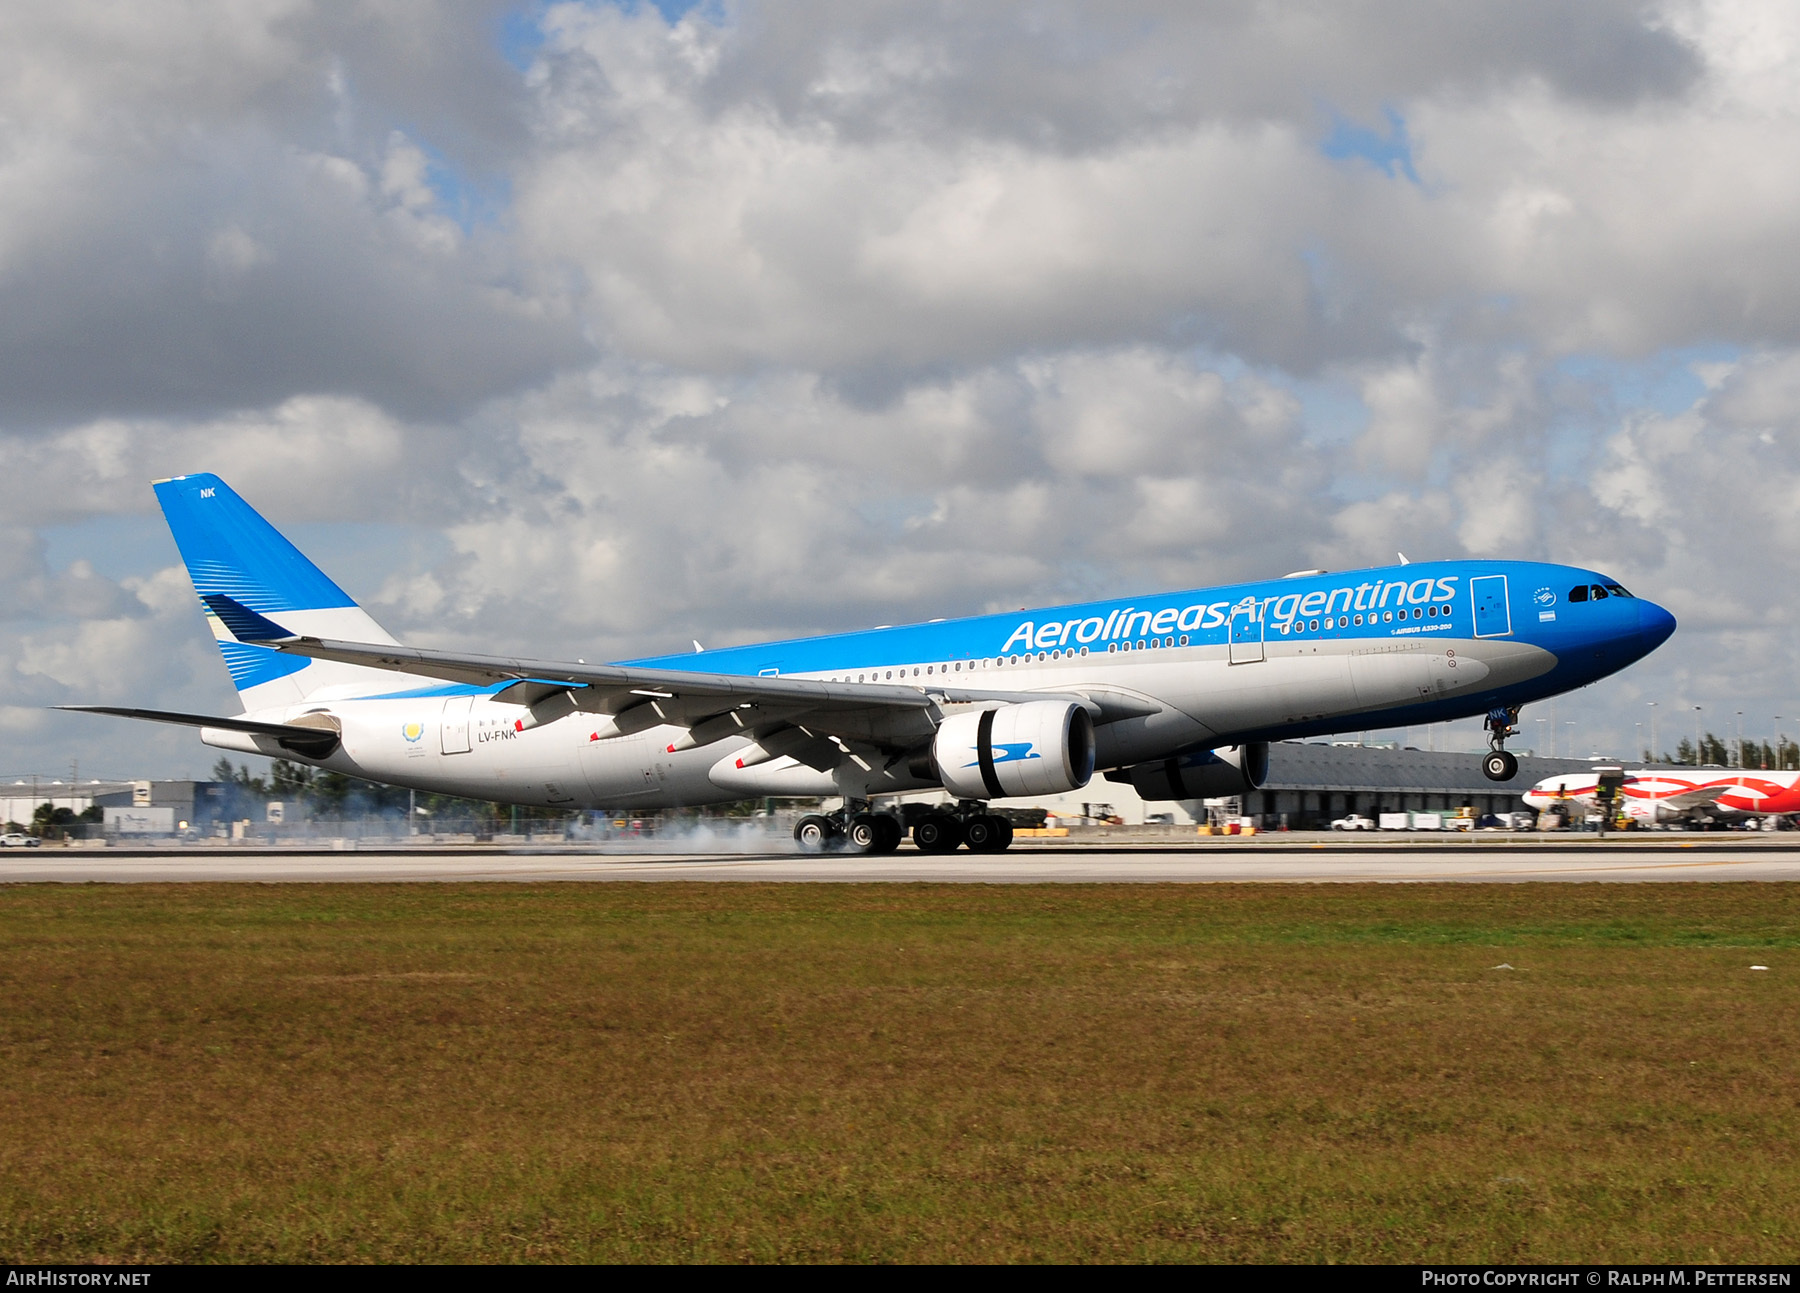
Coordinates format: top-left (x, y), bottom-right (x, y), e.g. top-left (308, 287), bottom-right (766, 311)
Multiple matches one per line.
top-left (1525, 768), bottom-right (1800, 825)
top-left (63, 474), bottom-right (1677, 852)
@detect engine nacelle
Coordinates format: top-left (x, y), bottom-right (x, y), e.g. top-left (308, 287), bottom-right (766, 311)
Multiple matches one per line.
top-left (1107, 742), bottom-right (1269, 801)
top-left (933, 702), bottom-right (1097, 799)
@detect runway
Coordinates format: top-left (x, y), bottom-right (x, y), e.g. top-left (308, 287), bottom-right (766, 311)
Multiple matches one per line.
top-left (5, 837), bottom-right (1800, 883)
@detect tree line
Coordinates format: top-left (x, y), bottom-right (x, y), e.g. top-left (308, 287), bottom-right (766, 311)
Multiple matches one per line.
top-left (1649, 733), bottom-right (1800, 770)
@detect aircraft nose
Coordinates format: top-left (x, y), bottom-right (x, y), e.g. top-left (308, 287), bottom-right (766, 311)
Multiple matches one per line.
top-left (1636, 598), bottom-right (1677, 652)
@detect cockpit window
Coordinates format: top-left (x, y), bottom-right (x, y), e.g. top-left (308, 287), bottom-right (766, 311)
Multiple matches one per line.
top-left (1568, 585), bottom-right (1589, 602)
top-left (1589, 584), bottom-right (1608, 600)
top-left (1604, 583), bottom-right (1632, 598)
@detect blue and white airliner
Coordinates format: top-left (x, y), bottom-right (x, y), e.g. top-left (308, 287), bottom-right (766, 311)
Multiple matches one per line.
top-left (64, 474), bottom-right (1677, 853)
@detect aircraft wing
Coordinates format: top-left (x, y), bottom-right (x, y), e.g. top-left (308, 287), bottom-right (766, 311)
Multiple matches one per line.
top-left (1651, 783), bottom-right (1735, 810)
top-left (198, 595), bottom-right (1158, 748)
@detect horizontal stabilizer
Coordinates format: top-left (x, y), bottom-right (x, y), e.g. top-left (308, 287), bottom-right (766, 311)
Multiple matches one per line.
top-left (55, 705), bottom-right (340, 756)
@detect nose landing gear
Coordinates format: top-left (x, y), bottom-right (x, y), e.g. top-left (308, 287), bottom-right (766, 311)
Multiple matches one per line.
top-left (1483, 706), bottom-right (1521, 781)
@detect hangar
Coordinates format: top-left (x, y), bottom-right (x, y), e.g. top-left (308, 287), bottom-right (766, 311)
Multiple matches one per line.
top-left (1244, 743), bottom-right (1604, 829)
top-left (1007, 742), bottom-right (1608, 828)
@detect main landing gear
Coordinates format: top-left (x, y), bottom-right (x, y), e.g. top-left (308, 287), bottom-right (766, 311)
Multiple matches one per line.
top-left (794, 805), bottom-right (904, 855)
top-left (793, 801), bottom-right (1016, 854)
top-left (1483, 706), bottom-right (1522, 782)
top-left (913, 805), bottom-right (1014, 854)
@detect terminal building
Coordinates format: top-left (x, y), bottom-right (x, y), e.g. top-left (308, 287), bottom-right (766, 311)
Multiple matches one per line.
top-left (1239, 743), bottom-right (1604, 828)
top-left (1016, 742), bottom-right (1608, 828)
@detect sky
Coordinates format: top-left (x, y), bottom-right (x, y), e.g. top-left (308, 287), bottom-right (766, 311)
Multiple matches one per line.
top-left (7, 0), bottom-right (1800, 785)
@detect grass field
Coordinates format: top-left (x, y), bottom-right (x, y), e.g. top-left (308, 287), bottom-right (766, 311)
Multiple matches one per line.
top-left (0, 882), bottom-right (1795, 1263)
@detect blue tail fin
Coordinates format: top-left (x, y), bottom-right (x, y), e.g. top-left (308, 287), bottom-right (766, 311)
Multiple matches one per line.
top-left (154, 473), bottom-right (404, 708)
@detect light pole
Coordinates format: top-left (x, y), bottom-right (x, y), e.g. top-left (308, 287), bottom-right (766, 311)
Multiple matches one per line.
top-left (1779, 716), bottom-right (1787, 770)
top-left (1736, 710), bottom-right (1744, 768)
top-left (1565, 720), bottom-right (1576, 759)
top-left (1649, 702), bottom-right (1658, 763)
top-left (1694, 705), bottom-right (1703, 765)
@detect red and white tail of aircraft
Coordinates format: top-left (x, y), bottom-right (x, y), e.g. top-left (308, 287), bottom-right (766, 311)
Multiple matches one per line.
top-left (1524, 768), bottom-right (1800, 823)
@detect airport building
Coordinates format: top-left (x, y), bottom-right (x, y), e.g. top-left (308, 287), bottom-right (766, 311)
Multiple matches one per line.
top-left (1241, 743), bottom-right (1604, 829)
top-left (1008, 742), bottom-right (1608, 828)
top-left (2, 780), bottom-right (243, 834)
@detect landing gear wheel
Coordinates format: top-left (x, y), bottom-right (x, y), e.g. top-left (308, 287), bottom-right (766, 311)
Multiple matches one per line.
top-left (964, 814), bottom-right (1001, 852)
top-left (912, 814), bottom-right (965, 853)
top-left (872, 815), bottom-right (904, 854)
top-left (846, 814), bottom-right (885, 853)
top-left (964, 814), bottom-right (1014, 853)
top-left (795, 814), bottom-right (837, 853)
top-left (1483, 750), bottom-right (1519, 782)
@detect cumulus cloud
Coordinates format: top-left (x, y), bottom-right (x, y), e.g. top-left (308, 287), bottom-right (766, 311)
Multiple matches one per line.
top-left (11, 0), bottom-right (1800, 776)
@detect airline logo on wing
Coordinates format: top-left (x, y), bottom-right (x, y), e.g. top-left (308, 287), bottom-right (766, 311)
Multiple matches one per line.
top-left (967, 742), bottom-right (1038, 768)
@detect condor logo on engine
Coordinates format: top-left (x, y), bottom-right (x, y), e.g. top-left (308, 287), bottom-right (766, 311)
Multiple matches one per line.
top-left (966, 742), bottom-right (1037, 768)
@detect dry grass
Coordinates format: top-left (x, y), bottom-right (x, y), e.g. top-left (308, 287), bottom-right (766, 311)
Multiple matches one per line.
top-left (0, 882), bottom-right (1795, 1263)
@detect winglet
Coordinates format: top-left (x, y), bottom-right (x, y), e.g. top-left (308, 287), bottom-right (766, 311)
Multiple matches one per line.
top-left (202, 594), bottom-right (298, 643)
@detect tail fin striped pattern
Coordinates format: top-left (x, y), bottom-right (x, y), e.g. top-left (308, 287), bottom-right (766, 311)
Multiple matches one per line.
top-left (154, 473), bottom-right (413, 709)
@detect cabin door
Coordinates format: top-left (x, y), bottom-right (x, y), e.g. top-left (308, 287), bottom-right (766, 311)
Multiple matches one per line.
top-left (1471, 575), bottom-right (1512, 638)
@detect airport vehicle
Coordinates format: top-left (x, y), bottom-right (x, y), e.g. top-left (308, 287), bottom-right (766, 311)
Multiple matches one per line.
top-left (62, 474), bottom-right (1676, 852)
top-left (1525, 768), bottom-right (1800, 825)
top-left (1330, 814), bottom-right (1376, 831)
top-left (0, 832), bottom-right (40, 848)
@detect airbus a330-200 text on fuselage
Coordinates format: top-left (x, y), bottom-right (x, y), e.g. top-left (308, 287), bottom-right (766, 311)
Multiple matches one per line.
top-left (64, 474), bottom-right (1677, 853)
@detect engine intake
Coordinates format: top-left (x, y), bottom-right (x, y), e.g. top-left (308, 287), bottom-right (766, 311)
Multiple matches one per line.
top-left (1107, 742), bottom-right (1269, 801)
top-left (933, 702), bottom-right (1097, 799)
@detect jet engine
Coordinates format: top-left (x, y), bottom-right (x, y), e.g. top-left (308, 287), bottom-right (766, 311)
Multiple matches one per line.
top-left (933, 702), bottom-right (1097, 799)
top-left (1108, 742), bottom-right (1269, 801)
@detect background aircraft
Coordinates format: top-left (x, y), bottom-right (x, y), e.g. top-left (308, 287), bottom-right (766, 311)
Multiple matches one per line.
top-left (1526, 768), bottom-right (1800, 825)
top-left (65, 474), bottom-right (1677, 852)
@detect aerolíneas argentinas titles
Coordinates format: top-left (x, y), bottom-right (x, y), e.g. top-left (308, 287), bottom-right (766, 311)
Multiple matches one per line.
top-left (64, 474), bottom-right (1677, 853)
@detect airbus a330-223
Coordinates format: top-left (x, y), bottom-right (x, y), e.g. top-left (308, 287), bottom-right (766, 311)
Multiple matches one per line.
top-left (64, 474), bottom-right (1677, 853)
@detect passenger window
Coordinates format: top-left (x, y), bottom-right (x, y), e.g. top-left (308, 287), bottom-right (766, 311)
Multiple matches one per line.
top-left (1569, 586), bottom-right (1588, 602)
top-left (1590, 585), bottom-right (1608, 600)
